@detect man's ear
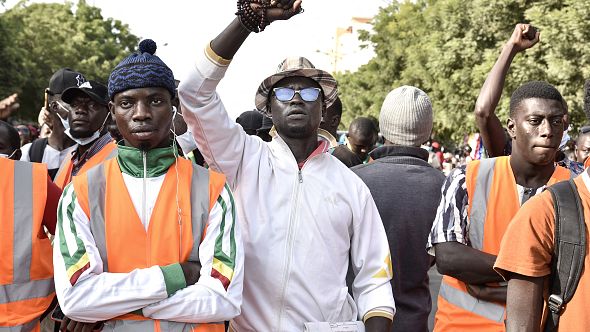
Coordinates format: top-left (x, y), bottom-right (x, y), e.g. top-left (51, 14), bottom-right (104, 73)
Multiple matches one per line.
top-left (49, 101), bottom-right (58, 113)
top-left (171, 96), bottom-right (180, 109)
top-left (108, 101), bottom-right (115, 117)
top-left (507, 118), bottom-right (516, 140)
top-left (331, 114), bottom-right (341, 128)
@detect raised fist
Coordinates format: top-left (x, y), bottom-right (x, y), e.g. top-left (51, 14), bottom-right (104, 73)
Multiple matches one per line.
top-left (508, 23), bottom-right (540, 53)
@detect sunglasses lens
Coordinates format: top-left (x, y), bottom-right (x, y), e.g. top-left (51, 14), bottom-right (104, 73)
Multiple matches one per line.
top-left (274, 88), bottom-right (295, 101)
top-left (300, 88), bottom-right (320, 102)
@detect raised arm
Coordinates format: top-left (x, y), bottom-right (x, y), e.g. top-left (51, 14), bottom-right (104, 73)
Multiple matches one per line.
top-left (179, 1), bottom-right (302, 187)
top-left (210, 1), bottom-right (302, 59)
top-left (475, 23), bottom-right (539, 157)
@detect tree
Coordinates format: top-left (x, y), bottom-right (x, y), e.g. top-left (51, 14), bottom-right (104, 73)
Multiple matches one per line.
top-left (336, 0), bottom-right (590, 145)
top-left (0, 0), bottom-right (138, 121)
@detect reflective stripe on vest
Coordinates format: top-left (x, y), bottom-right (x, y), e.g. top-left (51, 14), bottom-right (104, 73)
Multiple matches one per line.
top-left (54, 142), bottom-right (117, 190)
top-left (85, 161), bottom-right (210, 271)
top-left (0, 319), bottom-right (39, 332)
top-left (468, 158), bottom-right (496, 250)
top-left (439, 281), bottom-right (505, 322)
top-left (13, 162), bottom-right (34, 283)
top-left (189, 164), bottom-right (209, 262)
top-left (0, 278), bottom-right (54, 304)
top-left (86, 164), bottom-right (109, 271)
top-left (0, 159), bottom-right (54, 329)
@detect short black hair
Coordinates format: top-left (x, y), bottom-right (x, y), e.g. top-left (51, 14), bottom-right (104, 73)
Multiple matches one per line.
top-left (349, 117), bottom-right (378, 136)
top-left (0, 120), bottom-right (20, 150)
top-left (509, 81), bottom-right (567, 117)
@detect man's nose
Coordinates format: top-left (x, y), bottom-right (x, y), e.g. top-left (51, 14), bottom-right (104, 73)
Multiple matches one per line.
top-left (539, 120), bottom-right (554, 138)
top-left (132, 102), bottom-right (151, 120)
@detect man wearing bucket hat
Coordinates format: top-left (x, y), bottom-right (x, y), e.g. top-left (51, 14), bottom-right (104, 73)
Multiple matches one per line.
top-left (179, 1), bottom-right (395, 331)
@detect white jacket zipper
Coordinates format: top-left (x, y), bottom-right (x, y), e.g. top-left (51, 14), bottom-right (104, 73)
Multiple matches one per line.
top-left (142, 150), bottom-right (147, 227)
top-left (277, 168), bottom-right (303, 329)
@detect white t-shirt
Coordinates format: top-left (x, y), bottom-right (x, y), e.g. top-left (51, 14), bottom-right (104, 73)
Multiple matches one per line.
top-left (20, 141), bottom-right (75, 171)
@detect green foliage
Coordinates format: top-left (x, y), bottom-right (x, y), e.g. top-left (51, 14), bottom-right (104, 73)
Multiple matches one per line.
top-left (337, 0), bottom-right (590, 145)
top-left (0, 0), bottom-right (138, 120)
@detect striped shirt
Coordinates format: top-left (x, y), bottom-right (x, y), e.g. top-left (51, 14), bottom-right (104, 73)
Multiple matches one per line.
top-left (426, 166), bottom-right (546, 255)
top-left (70, 132), bottom-right (113, 176)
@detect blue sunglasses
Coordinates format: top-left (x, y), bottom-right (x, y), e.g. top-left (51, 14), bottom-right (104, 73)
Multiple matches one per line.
top-left (272, 87), bottom-right (322, 102)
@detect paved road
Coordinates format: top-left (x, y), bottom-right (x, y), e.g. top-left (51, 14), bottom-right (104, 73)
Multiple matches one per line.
top-left (428, 266), bottom-right (442, 331)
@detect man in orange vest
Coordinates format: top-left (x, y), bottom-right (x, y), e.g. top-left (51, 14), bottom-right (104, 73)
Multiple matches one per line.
top-left (426, 80), bottom-right (571, 331)
top-left (0, 120), bottom-right (62, 331)
top-left (52, 39), bottom-right (243, 331)
top-left (53, 80), bottom-right (117, 189)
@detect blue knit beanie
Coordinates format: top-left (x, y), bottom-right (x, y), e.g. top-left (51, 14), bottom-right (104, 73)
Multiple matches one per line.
top-left (108, 39), bottom-right (175, 100)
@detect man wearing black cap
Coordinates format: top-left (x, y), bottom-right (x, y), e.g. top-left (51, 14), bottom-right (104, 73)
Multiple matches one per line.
top-left (20, 68), bottom-right (81, 179)
top-left (236, 110), bottom-right (263, 135)
top-left (53, 80), bottom-right (116, 189)
top-left (179, 2), bottom-right (395, 331)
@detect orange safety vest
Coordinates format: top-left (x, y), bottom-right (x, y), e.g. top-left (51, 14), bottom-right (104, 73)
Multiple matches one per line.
top-left (434, 156), bottom-right (571, 332)
top-left (54, 140), bottom-right (117, 190)
top-left (0, 159), bottom-right (55, 332)
top-left (72, 157), bottom-right (226, 332)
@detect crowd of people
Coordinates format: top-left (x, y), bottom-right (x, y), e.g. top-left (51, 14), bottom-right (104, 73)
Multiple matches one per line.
top-left (1, 1), bottom-right (590, 332)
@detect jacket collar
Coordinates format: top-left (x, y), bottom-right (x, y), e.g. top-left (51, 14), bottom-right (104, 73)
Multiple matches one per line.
top-left (369, 145), bottom-right (429, 161)
top-left (116, 144), bottom-right (177, 178)
top-left (271, 134), bottom-right (330, 167)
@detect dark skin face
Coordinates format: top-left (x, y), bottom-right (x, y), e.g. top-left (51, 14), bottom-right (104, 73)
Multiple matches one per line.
top-left (575, 133), bottom-right (590, 163)
top-left (109, 87), bottom-right (175, 150)
top-left (507, 97), bottom-right (567, 166)
top-left (68, 91), bottom-right (109, 139)
top-left (319, 98), bottom-right (341, 138)
top-left (0, 125), bottom-right (21, 159)
top-left (347, 129), bottom-right (377, 161)
top-left (269, 76), bottom-right (325, 140)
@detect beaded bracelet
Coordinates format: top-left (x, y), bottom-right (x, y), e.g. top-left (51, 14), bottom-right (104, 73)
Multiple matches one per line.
top-left (236, 0), bottom-right (272, 33)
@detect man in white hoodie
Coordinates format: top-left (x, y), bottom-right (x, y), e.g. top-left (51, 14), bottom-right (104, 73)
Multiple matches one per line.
top-left (179, 1), bottom-right (395, 331)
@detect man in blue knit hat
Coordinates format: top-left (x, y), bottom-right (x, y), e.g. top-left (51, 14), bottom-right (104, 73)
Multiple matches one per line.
top-left (53, 39), bottom-right (243, 331)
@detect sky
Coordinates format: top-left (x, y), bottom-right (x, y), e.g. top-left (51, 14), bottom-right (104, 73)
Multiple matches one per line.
top-left (4, 0), bottom-right (391, 118)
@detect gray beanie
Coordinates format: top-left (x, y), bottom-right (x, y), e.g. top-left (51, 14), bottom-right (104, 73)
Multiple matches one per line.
top-left (379, 85), bottom-right (433, 146)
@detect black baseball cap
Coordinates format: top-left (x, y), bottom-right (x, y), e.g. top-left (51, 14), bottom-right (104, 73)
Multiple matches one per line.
top-left (258, 114), bottom-right (273, 132)
top-left (236, 110), bottom-right (263, 132)
top-left (61, 80), bottom-right (109, 106)
top-left (48, 68), bottom-right (87, 95)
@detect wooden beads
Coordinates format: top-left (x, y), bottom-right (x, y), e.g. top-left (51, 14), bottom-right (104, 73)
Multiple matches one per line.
top-left (236, 0), bottom-right (272, 33)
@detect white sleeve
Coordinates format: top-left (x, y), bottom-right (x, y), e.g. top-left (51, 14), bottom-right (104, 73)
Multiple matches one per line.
top-left (142, 185), bottom-right (244, 322)
top-left (19, 143), bottom-right (32, 161)
top-left (349, 185), bottom-right (396, 321)
top-left (53, 184), bottom-right (172, 322)
top-left (178, 45), bottom-right (265, 189)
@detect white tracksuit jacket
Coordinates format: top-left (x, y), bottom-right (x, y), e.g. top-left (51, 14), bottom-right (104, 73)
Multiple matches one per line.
top-left (179, 45), bottom-right (396, 332)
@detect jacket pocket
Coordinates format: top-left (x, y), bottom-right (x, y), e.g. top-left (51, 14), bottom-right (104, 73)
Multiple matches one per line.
top-left (325, 287), bottom-right (357, 322)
